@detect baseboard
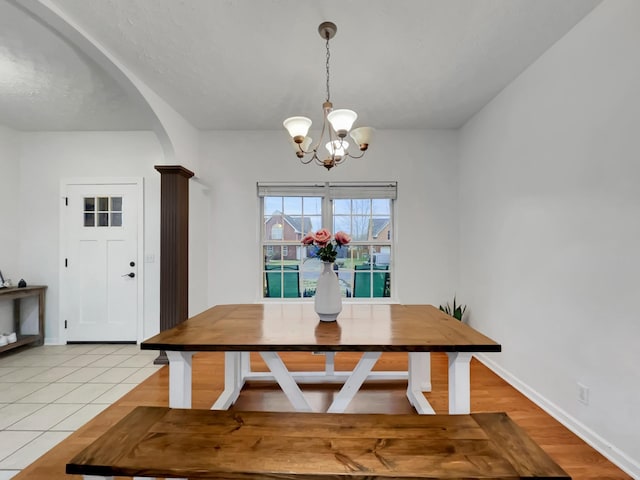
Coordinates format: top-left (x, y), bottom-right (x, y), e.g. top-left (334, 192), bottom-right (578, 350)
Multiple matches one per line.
top-left (475, 353), bottom-right (640, 479)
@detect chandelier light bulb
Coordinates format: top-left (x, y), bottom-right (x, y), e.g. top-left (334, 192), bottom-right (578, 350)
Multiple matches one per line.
top-left (350, 127), bottom-right (375, 150)
top-left (327, 109), bottom-right (357, 137)
top-left (289, 136), bottom-right (312, 158)
top-left (283, 116), bottom-right (312, 143)
top-left (326, 140), bottom-right (349, 158)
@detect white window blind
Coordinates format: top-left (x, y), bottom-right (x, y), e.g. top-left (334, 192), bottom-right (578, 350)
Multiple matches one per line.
top-left (328, 182), bottom-right (397, 199)
top-left (257, 183), bottom-right (326, 198)
top-left (257, 182), bottom-right (397, 200)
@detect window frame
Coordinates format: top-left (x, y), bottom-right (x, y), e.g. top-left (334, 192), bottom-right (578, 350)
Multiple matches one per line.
top-left (258, 182), bottom-right (397, 302)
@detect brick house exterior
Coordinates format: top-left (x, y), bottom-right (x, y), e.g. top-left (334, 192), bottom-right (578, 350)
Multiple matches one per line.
top-left (264, 211), bottom-right (312, 261)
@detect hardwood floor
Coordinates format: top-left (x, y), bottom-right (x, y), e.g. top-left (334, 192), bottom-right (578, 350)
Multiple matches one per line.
top-left (14, 352), bottom-right (631, 479)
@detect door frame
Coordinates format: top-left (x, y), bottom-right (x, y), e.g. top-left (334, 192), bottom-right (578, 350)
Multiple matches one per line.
top-left (59, 177), bottom-right (145, 344)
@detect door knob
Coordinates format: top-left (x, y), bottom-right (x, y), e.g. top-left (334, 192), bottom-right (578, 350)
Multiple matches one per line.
top-left (122, 272), bottom-right (135, 278)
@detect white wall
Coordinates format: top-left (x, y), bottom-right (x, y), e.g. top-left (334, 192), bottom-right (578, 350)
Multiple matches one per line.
top-left (18, 131), bottom-right (164, 344)
top-left (199, 129), bottom-right (460, 307)
top-left (0, 125), bottom-right (21, 280)
top-left (188, 175), bottom-right (210, 317)
top-left (0, 125), bottom-right (22, 333)
top-left (458, 0), bottom-right (640, 475)
top-left (18, 0), bottom-right (208, 322)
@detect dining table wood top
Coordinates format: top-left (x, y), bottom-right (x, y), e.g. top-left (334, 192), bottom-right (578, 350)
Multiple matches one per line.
top-left (141, 303), bottom-right (501, 353)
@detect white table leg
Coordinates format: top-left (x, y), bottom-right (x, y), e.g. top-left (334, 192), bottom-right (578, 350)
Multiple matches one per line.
top-left (409, 352), bottom-right (431, 391)
top-left (211, 352), bottom-right (244, 410)
top-left (327, 352), bottom-right (381, 413)
top-left (260, 352), bottom-right (313, 412)
top-left (406, 352), bottom-right (436, 414)
top-left (325, 352), bottom-right (335, 375)
top-left (166, 351), bottom-right (195, 408)
top-left (447, 352), bottom-right (473, 414)
top-left (240, 351), bottom-right (251, 377)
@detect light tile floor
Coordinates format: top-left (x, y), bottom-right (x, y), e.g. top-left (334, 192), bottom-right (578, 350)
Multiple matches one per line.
top-left (0, 344), bottom-right (163, 479)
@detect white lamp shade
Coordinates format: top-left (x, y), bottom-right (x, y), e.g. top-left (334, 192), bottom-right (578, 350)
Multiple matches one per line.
top-left (350, 126), bottom-right (374, 146)
top-left (327, 109), bottom-right (357, 133)
top-left (289, 135), bottom-right (312, 152)
top-left (326, 140), bottom-right (349, 157)
top-left (283, 116), bottom-right (312, 139)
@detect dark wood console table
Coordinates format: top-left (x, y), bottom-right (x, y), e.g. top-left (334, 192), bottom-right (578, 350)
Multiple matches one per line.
top-left (0, 285), bottom-right (47, 354)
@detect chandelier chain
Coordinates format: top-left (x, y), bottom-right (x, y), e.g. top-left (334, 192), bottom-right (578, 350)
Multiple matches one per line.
top-left (325, 35), bottom-right (331, 102)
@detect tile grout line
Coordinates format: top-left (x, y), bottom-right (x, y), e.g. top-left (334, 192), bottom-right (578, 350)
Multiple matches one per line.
top-left (0, 344), bottom-right (160, 477)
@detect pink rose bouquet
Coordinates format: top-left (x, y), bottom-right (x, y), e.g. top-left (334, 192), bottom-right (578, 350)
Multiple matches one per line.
top-left (302, 229), bottom-right (351, 263)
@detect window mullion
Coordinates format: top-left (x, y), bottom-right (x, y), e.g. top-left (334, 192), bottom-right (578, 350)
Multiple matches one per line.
top-left (322, 185), bottom-right (332, 230)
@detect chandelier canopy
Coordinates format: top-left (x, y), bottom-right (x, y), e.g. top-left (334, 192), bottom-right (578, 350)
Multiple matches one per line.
top-left (283, 22), bottom-right (374, 170)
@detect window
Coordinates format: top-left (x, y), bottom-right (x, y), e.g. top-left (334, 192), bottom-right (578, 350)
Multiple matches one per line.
top-left (258, 182), bottom-right (396, 299)
top-left (271, 223), bottom-right (283, 240)
top-left (84, 196), bottom-right (122, 227)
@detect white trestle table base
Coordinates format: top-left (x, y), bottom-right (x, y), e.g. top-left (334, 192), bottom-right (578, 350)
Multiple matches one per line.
top-left (143, 304), bottom-right (500, 416)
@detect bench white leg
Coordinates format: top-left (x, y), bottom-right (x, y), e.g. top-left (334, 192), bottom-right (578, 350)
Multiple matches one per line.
top-left (166, 351), bottom-right (195, 408)
top-left (212, 352), bottom-right (244, 410)
top-left (447, 352), bottom-right (473, 414)
top-left (260, 352), bottom-right (313, 412)
top-left (406, 352), bottom-right (436, 414)
top-left (327, 352), bottom-right (381, 413)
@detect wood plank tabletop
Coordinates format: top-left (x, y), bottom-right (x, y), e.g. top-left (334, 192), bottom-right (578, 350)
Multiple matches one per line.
top-left (67, 407), bottom-right (569, 479)
top-left (141, 304), bottom-right (500, 353)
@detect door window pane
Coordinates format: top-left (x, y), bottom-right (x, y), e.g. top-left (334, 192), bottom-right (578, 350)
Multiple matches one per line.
top-left (111, 197), bottom-right (122, 211)
top-left (83, 196), bottom-right (124, 228)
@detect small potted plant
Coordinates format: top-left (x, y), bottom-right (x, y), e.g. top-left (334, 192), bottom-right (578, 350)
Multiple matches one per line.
top-left (439, 296), bottom-right (466, 322)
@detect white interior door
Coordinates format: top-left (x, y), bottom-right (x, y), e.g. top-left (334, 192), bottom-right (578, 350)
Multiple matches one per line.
top-left (63, 183), bottom-right (141, 342)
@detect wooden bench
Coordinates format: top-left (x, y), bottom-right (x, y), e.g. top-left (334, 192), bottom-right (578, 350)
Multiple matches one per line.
top-left (67, 406), bottom-right (570, 479)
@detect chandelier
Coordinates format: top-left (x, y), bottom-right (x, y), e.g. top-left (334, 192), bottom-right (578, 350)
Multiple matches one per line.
top-left (283, 22), bottom-right (374, 170)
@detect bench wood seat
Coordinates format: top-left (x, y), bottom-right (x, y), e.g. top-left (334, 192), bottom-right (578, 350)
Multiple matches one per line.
top-left (67, 406), bottom-right (570, 479)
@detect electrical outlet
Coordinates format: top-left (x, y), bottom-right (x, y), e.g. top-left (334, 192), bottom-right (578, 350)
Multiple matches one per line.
top-left (578, 383), bottom-right (590, 405)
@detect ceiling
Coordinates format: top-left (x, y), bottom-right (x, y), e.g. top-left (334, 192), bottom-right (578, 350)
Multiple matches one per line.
top-left (0, 0), bottom-right (602, 132)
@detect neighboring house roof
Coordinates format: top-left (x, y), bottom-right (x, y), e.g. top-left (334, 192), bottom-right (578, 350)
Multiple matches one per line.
top-left (267, 211), bottom-right (312, 234)
top-left (371, 218), bottom-right (390, 238)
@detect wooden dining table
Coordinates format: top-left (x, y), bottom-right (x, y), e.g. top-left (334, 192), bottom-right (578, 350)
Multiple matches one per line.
top-left (141, 303), bottom-right (501, 414)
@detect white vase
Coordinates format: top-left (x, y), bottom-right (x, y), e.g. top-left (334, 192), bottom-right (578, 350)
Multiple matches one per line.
top-left (314, 262), bottom-right (342, 322)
